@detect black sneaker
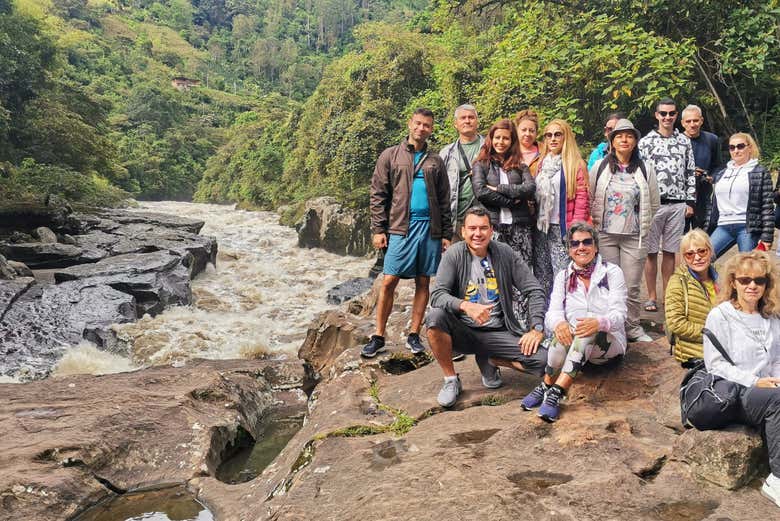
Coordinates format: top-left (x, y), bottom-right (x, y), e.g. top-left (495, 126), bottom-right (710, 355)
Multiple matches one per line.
top-left (406, 333), bottom-right (426, 354)
top-left (452, 352), bottom-right (466, 362)
top-left (361, 335), bottom-right (386, 358)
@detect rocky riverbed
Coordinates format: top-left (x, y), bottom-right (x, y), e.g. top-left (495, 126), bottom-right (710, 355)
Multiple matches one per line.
top-left (0, 203), bottom-right (217, 381)
top-left (1, 275), bottom-right (776, 520)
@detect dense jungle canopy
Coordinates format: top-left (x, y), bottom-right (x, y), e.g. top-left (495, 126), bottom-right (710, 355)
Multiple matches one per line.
top-left (1, 0), bottom-right (778, 209)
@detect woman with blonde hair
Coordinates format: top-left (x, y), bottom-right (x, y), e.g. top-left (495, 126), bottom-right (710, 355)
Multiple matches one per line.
top-left (514, 109), bottom-right (541, 176)
top-left (702, 251), bottom-right (780, 509)
top-left (534, 119), bottom-right (590, 293)
top-left (706, 132), bottom-right (773, 257)
top-left (664, 229), bottom-right (718, 364)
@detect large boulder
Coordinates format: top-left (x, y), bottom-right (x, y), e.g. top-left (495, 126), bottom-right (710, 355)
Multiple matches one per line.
top-left (0, 279), bottom-right (136, 379)
top-left (673, 425), bottom-right (767, 489)
top-left (296, 197), bottom-right (371, 256)
top-left (53, 251), bottom-right (191, 317)
top-left (33, 226), bottom-right (58, 243)
top-left (0, 254), bottom-right (16, 280)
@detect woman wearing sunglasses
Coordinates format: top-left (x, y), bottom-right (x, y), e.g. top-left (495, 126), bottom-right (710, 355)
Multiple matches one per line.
top-left (472, 119), bottom-right (536, 267)
top-left (590, 119), bottom-right (660, 343)
top-left (705, 133), bottom-right (773, 257)
top-left (664, 229), bottom-right (718, 364)
top-left (702, 251), bottom-right (780, 508)
top-left (534, 119), bottom-right (590, 294)
top-left (520, 222), bottom-right (627, 422)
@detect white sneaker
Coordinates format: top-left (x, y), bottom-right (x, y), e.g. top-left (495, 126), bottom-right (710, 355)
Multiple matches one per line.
top-left (629, 333), bottom-right (653, 342)
top-left (437, 375), bottom-right (462, 408)
top-left (762, 473), bottom-right (780, 508)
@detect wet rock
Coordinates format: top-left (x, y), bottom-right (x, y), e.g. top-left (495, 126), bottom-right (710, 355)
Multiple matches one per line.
top-left (7, 260), bottom-right (33, 278)
top-left (0, 242), bottom-right (83, 269)
top-left (53, 251), bottom-right (191, 317)
top-left (0, 254), bottom-right (16, 280)
top-left (672, 425), bottom-right (767, 489)
top-left (0, 359), bottom-right (306, 521)
top-left (34, 226), bottom-right (57, 243)
top-left (0, 201), bottom-right (75, 234)
top-left (326, 277), bottom-right (373, 305)
top-left (96, 209), bottom-right (205, 234)
top-left (0, 279), bottom-right (136, 379)
top-left (296, 197), bottom-right (371, 256)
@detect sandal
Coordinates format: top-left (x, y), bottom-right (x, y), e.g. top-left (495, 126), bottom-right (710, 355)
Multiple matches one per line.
top-left (643, 300), bottom-right (658, 312)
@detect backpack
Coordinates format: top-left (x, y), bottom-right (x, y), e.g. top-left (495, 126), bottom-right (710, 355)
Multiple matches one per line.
top-left (679, 328), bottom-right (743, 430)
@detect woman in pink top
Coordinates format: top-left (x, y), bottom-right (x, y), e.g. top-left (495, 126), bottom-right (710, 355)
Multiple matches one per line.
top-left (534, 119), bottom-right (590, 294)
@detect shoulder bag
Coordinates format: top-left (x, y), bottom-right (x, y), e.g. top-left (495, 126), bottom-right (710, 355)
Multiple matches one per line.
top-left (679, 328), bottom-right (743, 430)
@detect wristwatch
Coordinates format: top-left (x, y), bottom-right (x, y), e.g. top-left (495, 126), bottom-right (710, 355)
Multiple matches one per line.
top-left (533, 324), bottom-right (544, 333)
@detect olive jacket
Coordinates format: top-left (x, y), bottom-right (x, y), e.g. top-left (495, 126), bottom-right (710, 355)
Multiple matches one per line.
top-left (664, 264), bottom-right (718, 363)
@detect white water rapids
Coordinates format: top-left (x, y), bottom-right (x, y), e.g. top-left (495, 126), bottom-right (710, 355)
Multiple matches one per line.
top-left (53, 201), bottom-right (373, 377)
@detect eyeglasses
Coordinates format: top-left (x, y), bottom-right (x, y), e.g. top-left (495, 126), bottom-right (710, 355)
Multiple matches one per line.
top-left (658, 110), bottom-right (677, 117)
top-left (734, 276), bottom-right (768, 286)
top-left (569, 238), bottom-right (594, 248)
top-left (683, 248), bottom-right (709, 260)
top-left (729, 143), bottom-right (749, 151)
top-left (544, 131), bottom-right (564, 139)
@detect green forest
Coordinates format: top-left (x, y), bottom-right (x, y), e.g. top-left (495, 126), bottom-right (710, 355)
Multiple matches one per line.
top-left (1, 0), bottom-right (778, 211)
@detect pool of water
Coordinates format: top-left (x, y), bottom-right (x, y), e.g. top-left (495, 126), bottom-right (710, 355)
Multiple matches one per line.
top-left (216, 416), bottom-right (305, 484)
top-left (72, 484), bottom-right (213, 521)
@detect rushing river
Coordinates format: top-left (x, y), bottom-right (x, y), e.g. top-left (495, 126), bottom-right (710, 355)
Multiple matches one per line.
top-left (53, 202), bottom-right (373, 377)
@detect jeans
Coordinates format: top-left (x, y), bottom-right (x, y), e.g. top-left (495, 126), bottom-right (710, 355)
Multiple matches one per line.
top-left (710, 223), bottom-right (758, 258)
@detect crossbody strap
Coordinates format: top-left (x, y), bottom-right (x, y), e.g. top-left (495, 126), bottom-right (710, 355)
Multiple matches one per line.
top-left (456, 141), bottom-right (472, 179)
top-left (702, 327), bottom-right (736, 366)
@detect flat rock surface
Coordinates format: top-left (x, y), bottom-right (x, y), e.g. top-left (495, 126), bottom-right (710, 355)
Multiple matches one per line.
top-left (0, 358), bottom-right (307, 521)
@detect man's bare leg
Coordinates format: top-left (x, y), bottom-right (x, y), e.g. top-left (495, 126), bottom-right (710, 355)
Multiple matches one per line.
top-left (661, 251), bottom-right (676, 301)
top-left (427, 328), bottom-right (456, 377)
top-left (409, 275), bottom-right (430, 334)
top-left (375, 274), bottom-right (400, 337)
top-left (644, 252), bottom-right (659, 303)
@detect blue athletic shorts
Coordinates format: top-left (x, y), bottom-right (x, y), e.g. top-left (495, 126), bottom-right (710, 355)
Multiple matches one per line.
top-left (383, 219), bottom-right (441, 279)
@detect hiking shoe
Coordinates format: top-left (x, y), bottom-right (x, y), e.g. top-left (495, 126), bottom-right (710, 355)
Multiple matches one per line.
top-left (361, 335), bottom-right (386, 358)
top-left (480, 365), bottom-right (502, 389)
top-left (452, 351), bottom-right (466, 362)
top-left (628, 333), bottom-right (653, 342)
top-left (437, 375), bottom-right (462, 407)
top-left (762, 473), bottom-right (780, 508)
top-left (538, 385), bottom-right (564, 423)
top-left (520, 382), bottom-right (550, 411)
top-left (406, 333), bottom-right (426, 354)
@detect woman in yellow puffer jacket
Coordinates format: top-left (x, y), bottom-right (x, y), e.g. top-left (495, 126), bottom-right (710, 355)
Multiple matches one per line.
top-left (664, 229), bottom-right (719, 364)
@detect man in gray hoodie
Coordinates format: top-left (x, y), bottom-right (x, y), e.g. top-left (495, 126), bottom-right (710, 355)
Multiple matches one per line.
top-left (427, 207), bottom-right (547, 407)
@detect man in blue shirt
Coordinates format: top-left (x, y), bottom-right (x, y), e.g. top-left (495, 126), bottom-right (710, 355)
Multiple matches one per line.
top-left (681, 104), bottom-right (722, 230)
top-left (363, 108), bottom-right (453, 357)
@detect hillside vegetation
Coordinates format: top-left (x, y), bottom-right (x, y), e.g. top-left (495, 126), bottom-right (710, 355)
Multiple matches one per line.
top-left (1, 0), bottom-right (778, 209)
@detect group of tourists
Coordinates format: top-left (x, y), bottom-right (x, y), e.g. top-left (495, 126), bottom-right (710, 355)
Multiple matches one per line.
top-left (363, 100), bottom-right (780, 508)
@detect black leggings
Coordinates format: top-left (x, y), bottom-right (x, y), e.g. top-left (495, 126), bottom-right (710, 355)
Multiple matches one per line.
top-left (738, 386), bottom-right (780, 475)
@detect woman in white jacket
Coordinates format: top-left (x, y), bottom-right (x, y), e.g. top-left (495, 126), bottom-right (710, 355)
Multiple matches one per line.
top-left (703, 251), bottom-right (780, 509)
top-left (520, 221), bottom-right (627, 422)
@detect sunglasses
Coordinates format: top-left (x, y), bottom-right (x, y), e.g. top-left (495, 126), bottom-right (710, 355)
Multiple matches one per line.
top-left (657, 110), bottom-right (677, 117)
top-left (544, 131), bottom-right (564, 139)
top-left (734, 276), bottom-right (768, 286)
top-left (683, 248), bottom-right (709, 260)
top-left (569, 238), bottom-right (594, 248)
top-left (729, 143), bottom-right (749, 151)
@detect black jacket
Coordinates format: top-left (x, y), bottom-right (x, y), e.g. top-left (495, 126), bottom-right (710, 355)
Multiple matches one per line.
top-left (705, 162), bottom-right (774, 243)
top-left (471, 160), bottom-right (536, 226)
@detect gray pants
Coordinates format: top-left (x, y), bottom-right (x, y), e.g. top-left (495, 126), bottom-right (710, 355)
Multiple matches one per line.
top-left (599, 232), bottom-right (647, 339)
top-left (426, 308), bottom-right (547, 376)
top-left (738, 386), bottom-right (780, 475)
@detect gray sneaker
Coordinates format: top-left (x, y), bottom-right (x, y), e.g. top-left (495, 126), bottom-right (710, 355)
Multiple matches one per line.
top-left (437, 375), bottom-right (462, 407)
top-left (480, 365), bottom-right (502, 389)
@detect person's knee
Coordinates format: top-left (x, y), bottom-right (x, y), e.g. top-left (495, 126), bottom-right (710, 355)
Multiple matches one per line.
top-left (414, 275), bottom-right (430, 289)
top-left (425, 308), bottom-right (449, 331)
top-left (381, 274), bottom-right (401, 290)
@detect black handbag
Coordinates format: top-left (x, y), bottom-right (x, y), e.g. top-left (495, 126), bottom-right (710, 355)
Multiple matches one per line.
top-left (679, 328), bottom-right (744, 430)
